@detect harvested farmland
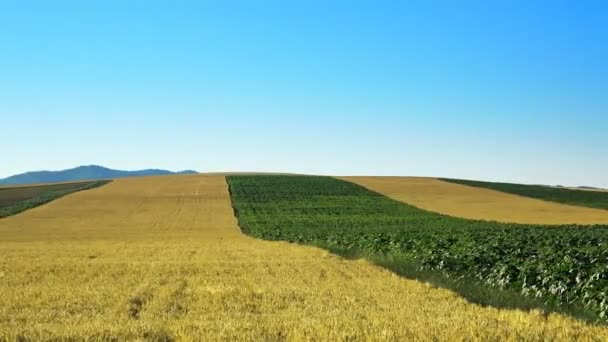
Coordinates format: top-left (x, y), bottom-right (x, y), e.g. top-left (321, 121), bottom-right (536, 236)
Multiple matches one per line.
top-left (2, 175), bottom-right (607, 339)
top-left (340, 177), bottom-right (608, 225)
top-left (442, 178), bottom-right (608, 210)
top-left (228, 175), bottom-right (608, 323)
top-left (0, 180), bottom-right (109, 218)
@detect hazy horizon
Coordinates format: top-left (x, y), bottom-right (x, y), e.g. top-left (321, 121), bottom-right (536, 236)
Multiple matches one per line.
top-left (1, 164), bottom-right (606, 189)
top-left (2, 1), bottom-right (606, 187)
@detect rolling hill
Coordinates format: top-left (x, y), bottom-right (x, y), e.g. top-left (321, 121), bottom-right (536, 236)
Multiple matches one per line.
top-left (2, 174), bottom-right (605, 339)
top-left (0, 165), bottom-right (197, 185)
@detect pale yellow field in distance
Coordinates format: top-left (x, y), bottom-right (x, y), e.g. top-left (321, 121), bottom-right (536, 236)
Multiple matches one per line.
top-left (1, 174), bottom-right (607, 339)
top-left (341, 176), bottom-right (608, 225)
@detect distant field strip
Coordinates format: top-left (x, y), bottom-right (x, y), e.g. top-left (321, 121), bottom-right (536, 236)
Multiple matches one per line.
top-left (229, 175), bottom-right (608, 323)
top-left (1, 176), bottom-right (607, 339)
top-left (341, 177), bottom-right (608, 225)
top-left (0, 180), bottom-right (109, 218)
top-left (441, 178), bottom-right (608, 210)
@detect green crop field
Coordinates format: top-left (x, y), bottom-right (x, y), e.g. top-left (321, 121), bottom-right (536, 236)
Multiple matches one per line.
top-left (0, 180), bottom-right (110, 218)
top-left (228, 175), bottom-right (608, 323)
top-left (4, 175), bottom-right (606, 339)
top-left (441, 178), bottom-right (608, 210)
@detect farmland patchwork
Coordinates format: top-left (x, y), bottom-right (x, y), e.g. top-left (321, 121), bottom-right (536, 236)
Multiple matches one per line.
top-left (228, 175), bottom-right (608, 323)
top-left (1, 175), bottom-right (607, 339)
top-left (340, 176), bottom-right (608, 225)
top-left (441, 178), bottom-right (608, 210)
top-left (0, 180), bottom-right (109, 218)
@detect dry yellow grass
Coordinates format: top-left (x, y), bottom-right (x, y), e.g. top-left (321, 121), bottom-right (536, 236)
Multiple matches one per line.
top-left (1, 175), bottom-right (607, 340)
top-left (341, 176), bottom-right (608, 225)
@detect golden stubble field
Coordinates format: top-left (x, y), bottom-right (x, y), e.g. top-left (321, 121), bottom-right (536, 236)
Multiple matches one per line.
top-left (1, 175), bottom-right (607, 340)
top-left (342, 176), bottom-right (608, 225)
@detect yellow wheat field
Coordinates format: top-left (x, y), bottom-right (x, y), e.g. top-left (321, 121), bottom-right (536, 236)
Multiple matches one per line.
top-left (1, 175), bottom-right (607, 340)
top-left (341, 176), bottom-right (608, 225)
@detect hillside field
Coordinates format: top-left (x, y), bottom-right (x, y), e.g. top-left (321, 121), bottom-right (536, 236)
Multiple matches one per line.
top-left (0, 180), bottom-right (109, 218)
top-left (341, 177), bottom-right (608, 225)
top-left (228, 175), bottom-right (608, 323)
top-left (2, 175), bottom-right (607, 339)
top-left (441, 178), bottom-right (608, 210)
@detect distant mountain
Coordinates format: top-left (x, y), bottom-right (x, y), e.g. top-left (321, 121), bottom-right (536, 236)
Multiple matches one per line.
top-left (0, 165), bottom-right (198, 185)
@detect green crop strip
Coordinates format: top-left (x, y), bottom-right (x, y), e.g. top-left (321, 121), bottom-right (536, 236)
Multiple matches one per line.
top-left (227, 175), bottom-right (608, 323)
top-left (441, 178), bottom-right (608, 210)
top-left (0, 180), bottom-right (111, 218)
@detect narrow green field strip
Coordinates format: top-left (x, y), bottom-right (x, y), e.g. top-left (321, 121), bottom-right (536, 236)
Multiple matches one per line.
top-left (0, 180), bottom-right (110, 218)
top-left (0, 181), bottom-right (95, 207)
top-left (441, 178), bottom-right (608, 210)
top-left (227, 175), bottom-right (608, 323)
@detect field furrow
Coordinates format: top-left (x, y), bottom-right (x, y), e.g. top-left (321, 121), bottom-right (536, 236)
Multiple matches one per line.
top-left (1, 175), bottom-right (607, 340)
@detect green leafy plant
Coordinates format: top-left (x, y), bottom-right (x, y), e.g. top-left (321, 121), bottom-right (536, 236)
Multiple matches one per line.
top-left (228, 175), bottom-right (608, 323)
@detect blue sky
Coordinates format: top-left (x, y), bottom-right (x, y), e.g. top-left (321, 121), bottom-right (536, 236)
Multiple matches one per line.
top-left (1, 1), bottom-right (607, 187)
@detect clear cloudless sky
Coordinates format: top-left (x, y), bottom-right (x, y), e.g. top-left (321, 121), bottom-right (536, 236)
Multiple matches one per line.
top-left (1, 0), bottom-right (607, 187)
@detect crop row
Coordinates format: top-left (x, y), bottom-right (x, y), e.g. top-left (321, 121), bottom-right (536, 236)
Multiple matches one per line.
top-left (227, 175), bottom-right (608, 322)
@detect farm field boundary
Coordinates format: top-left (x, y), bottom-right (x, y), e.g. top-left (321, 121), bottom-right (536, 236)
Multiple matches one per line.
top-left (441, 178), bottom-right (608, 210)
top-left (0, 180), bottom-right (110, 218)
top-left (228, 175), bottom-right (608, 324)
top-left (2, 175), bottom-right (608, 339)
top-left (340, 176), bottom-right (608, 225)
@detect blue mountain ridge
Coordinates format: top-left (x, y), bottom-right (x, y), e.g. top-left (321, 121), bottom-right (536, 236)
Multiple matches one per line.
top-left (0, 165), bottom-right (198, 185)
